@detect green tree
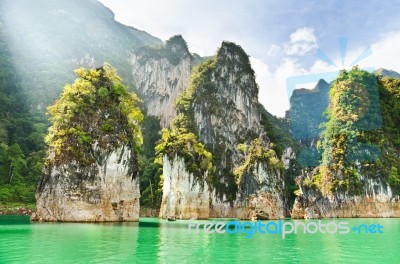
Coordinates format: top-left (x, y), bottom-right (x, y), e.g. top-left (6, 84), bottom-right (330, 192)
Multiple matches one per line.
top-left (0, 28), bottom-right (47, 203)
top-left (45, 63), bottom-right (143, 167)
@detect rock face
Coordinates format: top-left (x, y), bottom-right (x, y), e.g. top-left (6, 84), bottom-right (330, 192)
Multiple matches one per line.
top-left (292, 168), bottom-right (400, 218)
top-left (209, 162), bottom-right (284, 220)
top-left (290, 69), bottom-right (400, 218)
top-left (32, 146), bottom-right (140, 222)
top-left (31, 64), bottom-right (143, 222)
top-left (158, 42), bottom-right (285, 220)
top-left (131, 35), bottom-right (195, 127)
top-left (159, 155), bottom-right (209, 219)
top-left (281, 147), bottom-right (296, 169)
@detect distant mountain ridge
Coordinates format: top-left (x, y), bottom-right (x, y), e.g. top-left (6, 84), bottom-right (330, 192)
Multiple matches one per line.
top-left (375, 68), bottom-right (400, 78)
top-left (288, 79), bottom-right (330, 141)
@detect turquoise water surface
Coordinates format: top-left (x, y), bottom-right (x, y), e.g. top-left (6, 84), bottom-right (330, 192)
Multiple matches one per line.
top-left (0, 216), bottom-right (399, 263)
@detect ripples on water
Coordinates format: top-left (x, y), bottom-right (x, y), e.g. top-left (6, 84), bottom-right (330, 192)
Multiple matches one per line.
top-left (0, 216), bottom-right (399, 263)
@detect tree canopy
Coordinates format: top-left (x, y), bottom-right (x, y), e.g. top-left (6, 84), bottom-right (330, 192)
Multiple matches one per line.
top-left (45, 63), bottom-right (144, 165)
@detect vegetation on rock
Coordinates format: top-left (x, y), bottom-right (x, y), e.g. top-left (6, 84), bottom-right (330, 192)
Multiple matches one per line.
top-left (234, 139), bottom-right (282, 185)
top-left (155, 113), bottom-right (213, 185)
top-left (156, 42), bottom-right (286, 204)
top-left (301, 67), bottom-right (400, 196)
top-left (45, 63), bottom-right (143, 167)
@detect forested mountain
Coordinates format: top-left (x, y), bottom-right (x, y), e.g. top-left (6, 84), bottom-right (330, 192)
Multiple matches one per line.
top-left (0, 27), bottom-right (46, 203)
top-left (155, 42), bottom-right (298, 219)
top-left (0, 0), bottom-right (162, 108)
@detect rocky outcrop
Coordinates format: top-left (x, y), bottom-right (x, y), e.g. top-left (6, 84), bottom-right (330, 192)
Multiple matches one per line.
top-left (292, 168), bottom-right (400, 218)
top-left (31, 64), bottom-right (143, 222)
top-left (32, 146), bottom-right (140, 222)
top-left (210, 162), bottom-right (285, 220)
top-left (159, 155), bottom-right (209, 219)
top-left (281, 147), bottom-right (296, 169)
top-left (158, 42), bottom-right (285, 220)
top-left (131, 35), bottom-right (195, 127)
top-left (290, 69), bottom-right (400, 218)
top-left (160, 155), bottom-right (285, 220)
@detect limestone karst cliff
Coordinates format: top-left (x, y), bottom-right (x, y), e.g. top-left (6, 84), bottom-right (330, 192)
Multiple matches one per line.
top-left (157, 42), bottom-right (286, 220)
top-left (291, 166), bottom-right (400, 218)
top-left (31, 64), bottom-right (143, 222)
top-left (290, 68), bottom-right (400, 218)
top-left (131, 35), bottom-right (199, 127)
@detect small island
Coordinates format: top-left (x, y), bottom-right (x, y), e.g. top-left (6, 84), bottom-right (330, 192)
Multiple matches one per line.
top-left (32, 64), bottom-right (143, 222)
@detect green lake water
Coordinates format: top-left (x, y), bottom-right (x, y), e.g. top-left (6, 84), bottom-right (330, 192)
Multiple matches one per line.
top-left (0, 216), bottom-right (399, 263)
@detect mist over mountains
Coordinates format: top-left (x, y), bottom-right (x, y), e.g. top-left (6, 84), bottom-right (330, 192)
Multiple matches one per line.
top-left (0, 0), bottom-right (161, 108)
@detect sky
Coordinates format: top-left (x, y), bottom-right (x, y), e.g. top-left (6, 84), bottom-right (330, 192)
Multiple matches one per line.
top-left (98, 0), bottom-right (400, 117)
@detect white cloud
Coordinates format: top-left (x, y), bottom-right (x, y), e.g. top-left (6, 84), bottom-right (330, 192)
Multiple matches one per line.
top-left (97, 0), bottom-right (267, 57)
top-left (267, 44), bottom-right (281, 56)
top-left (251, 57), bottom-right (340, 117)
top-left (268, 27), bottom-right (318, 57)
top-left (289, 27), bottom-right (317, 43)
top-left (285, 27), bottom-right (318, 55)
top-left (357, 31), bottom-right (400, 73)
top-left (252, 57), bottom-right (303, 117)
top-left (255, 30), bottom-right (400, 117)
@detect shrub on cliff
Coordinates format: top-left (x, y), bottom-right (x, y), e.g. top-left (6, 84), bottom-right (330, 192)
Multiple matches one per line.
top-left (45, 63), bottom-right (143, 166)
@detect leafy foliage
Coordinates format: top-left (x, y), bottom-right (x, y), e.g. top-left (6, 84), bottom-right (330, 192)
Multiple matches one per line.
top-left (234, 139), bottom-right (282, 185)
top-left (305, 67), bottom-right (400, 196)
top-left (155, 113), bottom-right (213, 184)
top-left (0, 31), bottom-right (46, 203)
top-left (259, 105), bottom-right (301, 158)
top-left (45, 63), bottom-right (143, 165)
top-left (314, 68), bottom-right (379, 194)
top-left (139, 158), bottom-right (163, 208)
top-left (378, 76), bottom-right (400, 194)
